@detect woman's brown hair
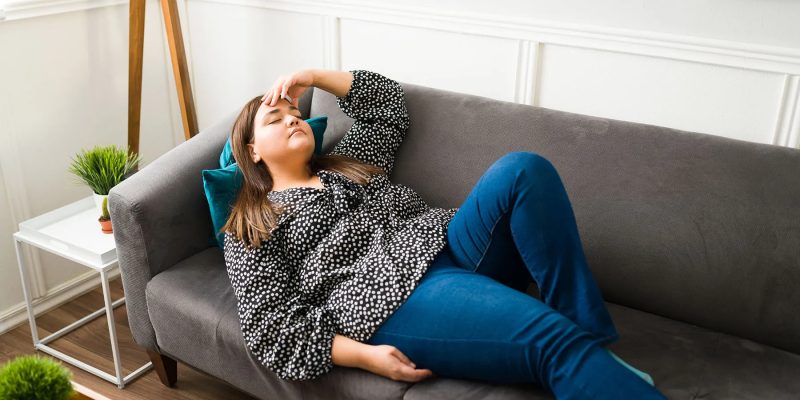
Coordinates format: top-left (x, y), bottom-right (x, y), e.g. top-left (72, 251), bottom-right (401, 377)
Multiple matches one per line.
top-left (220, 94), bottom-right (385, 249)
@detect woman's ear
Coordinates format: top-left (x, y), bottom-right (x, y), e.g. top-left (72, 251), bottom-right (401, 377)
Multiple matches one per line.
top-left (247, 144), bottom-right (260, 163)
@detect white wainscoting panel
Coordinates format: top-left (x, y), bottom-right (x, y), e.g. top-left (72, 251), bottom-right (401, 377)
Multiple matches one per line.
top-left (537, 44), bottom-right (787, 144)
top-left (339, 19), bottom-right (521, 102)
top-left (186, 1), bottom-right (326, 129)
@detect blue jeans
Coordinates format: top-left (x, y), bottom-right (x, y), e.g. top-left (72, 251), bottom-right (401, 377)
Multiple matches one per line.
top-left (367, 152), bottom-right (666, 399)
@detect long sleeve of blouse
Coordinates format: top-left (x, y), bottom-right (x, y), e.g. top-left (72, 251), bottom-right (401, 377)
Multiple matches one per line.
top-left (328, 69), bottom-right (411, 176)
top-left (224, 69), bottom-right (457, 382)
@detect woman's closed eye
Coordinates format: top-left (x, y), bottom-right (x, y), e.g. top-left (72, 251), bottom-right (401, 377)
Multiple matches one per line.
top-left (269, 114), bottom-right (302, 124)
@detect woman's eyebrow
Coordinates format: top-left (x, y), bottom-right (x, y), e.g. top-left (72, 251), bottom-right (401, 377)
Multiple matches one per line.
top-left (262, 105), bottom-right (301, 123)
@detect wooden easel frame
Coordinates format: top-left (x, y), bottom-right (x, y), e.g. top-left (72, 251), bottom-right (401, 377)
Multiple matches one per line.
top-left (128, 0), bottom-right (198, 159)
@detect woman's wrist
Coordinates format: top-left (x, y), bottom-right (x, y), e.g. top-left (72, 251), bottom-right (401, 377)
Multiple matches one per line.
top-left (308, 68), bottom-right (320, 87)
top-left (331, 333), bottom-right (372, 369)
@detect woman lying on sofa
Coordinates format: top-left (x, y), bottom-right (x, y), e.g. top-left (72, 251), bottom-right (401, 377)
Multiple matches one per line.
top-left (219, 68), bottom-right (668, 400)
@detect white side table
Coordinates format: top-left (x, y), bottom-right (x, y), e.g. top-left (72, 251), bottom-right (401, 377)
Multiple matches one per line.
top-left (12, 195), bottom-right (153, 389)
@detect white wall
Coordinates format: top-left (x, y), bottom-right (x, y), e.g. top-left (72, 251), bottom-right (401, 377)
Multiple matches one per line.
top-left (0, 0), bottom-right (185, 333)
top-left (1, 0), bottom-right (799, 334)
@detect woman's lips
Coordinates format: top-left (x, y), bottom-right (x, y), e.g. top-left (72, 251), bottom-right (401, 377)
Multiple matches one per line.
top-left (289, 128), bottom-right (303, 137)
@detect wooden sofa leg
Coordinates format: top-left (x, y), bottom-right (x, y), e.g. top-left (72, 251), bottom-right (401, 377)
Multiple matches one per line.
top-left (146, 349), bottom-right (177, 387)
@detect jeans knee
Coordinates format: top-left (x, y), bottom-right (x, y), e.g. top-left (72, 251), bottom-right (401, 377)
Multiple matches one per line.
top-left (496, 151), bottom-right (555, 173)
top-left (489, 151), bottom-right (559, 188)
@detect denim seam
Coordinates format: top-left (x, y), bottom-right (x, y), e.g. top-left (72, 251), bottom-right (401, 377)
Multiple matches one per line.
top-left (371, 329), bottom-right (528, 346)
top-left (473, 211), bottom-right (507, 273)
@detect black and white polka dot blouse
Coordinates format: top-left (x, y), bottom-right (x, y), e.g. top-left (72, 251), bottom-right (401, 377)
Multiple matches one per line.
top-left (223, 70), bottom-right (459, 381)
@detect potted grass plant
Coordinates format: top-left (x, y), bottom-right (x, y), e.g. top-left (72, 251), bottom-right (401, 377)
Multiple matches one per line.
top-left (0, 354), bottom-right (79, 400)
top-left (68, 144), bottom-right (141, 233)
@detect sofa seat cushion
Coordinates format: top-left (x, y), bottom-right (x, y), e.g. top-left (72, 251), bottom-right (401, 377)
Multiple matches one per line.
top-left (145, 248), bottom-right (800, 400)
top-left (402, 303), bottom-right (800, 400)
top-left (145, 247), bottom-right (411, 400)
top-left (604, 303), bottom-right (800, 400)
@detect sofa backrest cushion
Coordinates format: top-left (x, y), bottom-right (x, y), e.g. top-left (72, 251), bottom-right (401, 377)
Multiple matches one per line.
top-left (310, 87), bottom-right (356, 153)
top-left (311, 81), bottom-right (800, 355)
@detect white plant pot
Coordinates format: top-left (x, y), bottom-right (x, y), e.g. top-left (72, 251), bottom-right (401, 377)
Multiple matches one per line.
top-left (92, 192), bottom-right (108, 218)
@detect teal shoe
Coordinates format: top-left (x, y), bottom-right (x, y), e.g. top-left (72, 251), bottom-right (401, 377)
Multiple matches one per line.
top-left (606, 349), bottom-right (655, 386)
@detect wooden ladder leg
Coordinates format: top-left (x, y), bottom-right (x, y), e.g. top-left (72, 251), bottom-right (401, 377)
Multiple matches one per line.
top-left (146, 349), bottom-right (178, 387)
top-left (128, 0), bottom-right (145, 158)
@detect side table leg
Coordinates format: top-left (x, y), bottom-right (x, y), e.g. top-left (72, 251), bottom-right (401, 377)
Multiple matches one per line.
top-left (14, 237), bottom-right (40, 347)
top-left (100, 269), bottom-right (125, 388)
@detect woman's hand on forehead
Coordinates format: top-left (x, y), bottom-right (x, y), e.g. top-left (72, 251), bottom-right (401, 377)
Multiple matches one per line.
top-left (262, 70), bottom-right (315, 107)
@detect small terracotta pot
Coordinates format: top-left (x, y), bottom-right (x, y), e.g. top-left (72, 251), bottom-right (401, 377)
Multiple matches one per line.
top-left (98, 218), bottom-right (113, 234)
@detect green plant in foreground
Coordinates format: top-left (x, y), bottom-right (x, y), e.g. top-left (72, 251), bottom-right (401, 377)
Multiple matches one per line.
top-left (100, 196), bottom-right (110, 221)
top-left (0, 355), bottom-right (75, 400)
top-left (68, 144), bottom-right (142, 195)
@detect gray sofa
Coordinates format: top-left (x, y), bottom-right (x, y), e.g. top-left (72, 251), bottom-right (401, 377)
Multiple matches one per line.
top-left (108, 80), bottom-right (800, 399)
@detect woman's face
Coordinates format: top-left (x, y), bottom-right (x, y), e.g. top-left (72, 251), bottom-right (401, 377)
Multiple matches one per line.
top-left (248, 98), bottom-right (314, 167)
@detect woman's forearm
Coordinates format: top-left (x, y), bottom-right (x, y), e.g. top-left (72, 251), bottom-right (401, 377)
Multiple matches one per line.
top-left (310, 69), bottom-right (354, 98)
top-left (331, 333), bottom-right (371, 369)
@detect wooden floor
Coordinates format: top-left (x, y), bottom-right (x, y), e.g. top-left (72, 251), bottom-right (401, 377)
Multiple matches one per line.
top-left (0, 276), bottom-right (257, 400)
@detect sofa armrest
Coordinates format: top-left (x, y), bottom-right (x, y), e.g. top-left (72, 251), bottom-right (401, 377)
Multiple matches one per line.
top-left (108, 110), bottom-right (236, 351)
